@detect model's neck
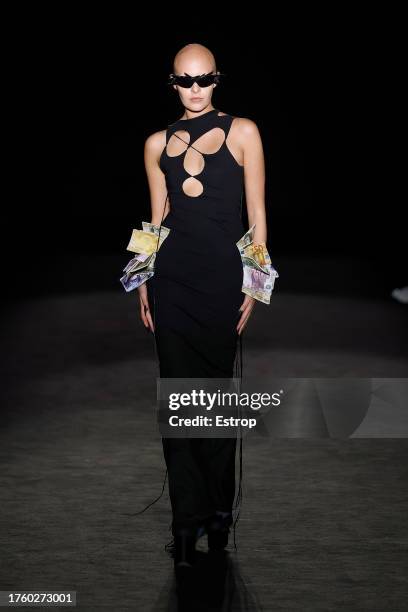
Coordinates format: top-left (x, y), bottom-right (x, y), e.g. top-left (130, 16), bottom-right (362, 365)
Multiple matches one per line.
top-left (181, 106), bottom-right (216, 120)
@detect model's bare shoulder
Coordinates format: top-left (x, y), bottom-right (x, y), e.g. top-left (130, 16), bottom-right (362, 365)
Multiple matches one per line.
top-left (231, 117), bottom-right (260, 138)
top-left (144, 129), bottom-right (167, 164)
top-left (227, 118), bottom-right (262, 165)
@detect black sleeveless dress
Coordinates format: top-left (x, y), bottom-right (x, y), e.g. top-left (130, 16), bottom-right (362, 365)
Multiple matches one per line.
top-left (148, 108), bottom-right (245, 377)
top-left (147, 107), bottom-right (244, 537)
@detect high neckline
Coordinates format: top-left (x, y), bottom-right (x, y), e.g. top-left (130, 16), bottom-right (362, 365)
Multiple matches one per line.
top-left (177, 108), bottom-right (218, 122)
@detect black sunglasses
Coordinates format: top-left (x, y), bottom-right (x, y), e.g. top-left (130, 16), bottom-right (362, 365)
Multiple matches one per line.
top-left (168, 72), bottom-right (225, 88)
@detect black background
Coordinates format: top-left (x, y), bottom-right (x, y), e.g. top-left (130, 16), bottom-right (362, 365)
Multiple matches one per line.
top-left (8, 10), bottom-right (405, 298)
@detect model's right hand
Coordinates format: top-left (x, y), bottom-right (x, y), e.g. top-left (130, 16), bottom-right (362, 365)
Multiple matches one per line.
top-left (138, 283), bottom-right (155, 332)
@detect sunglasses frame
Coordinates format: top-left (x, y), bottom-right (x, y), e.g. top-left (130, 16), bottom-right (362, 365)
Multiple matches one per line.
top-left (168, 71), bottom-right (225, 88)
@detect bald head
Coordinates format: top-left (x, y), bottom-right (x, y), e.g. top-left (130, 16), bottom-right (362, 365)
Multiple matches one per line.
top-left (173, 43), bottom-right (217, 75)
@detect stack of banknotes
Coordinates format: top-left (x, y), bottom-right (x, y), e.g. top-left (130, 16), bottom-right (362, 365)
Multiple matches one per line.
top-left (120, 222), bottom-right (278, 304)
top-left (236, 224), bottom-right (279, 304)
top-left (119, 222), bottom-right (171, 292)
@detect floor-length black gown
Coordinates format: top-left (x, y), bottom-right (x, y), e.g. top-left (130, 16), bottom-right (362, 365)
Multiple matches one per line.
top-left (147, 107), bottom-right (244, 537)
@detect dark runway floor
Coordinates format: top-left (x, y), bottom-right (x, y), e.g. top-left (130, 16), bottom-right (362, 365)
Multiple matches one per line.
top-left (0, 284), bottom-right (407, 610)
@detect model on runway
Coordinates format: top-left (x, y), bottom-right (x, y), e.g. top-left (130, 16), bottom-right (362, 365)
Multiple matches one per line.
top-left (121, 43), bottom-right (277, 569)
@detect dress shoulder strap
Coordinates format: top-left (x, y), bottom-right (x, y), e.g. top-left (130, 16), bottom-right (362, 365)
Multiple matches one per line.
top-left (164, 125), bottom-right (171, 145)
top-left (218, 113), bottom-right (236, 139)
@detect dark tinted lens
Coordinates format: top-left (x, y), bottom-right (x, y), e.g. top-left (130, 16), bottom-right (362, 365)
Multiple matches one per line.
top-left (196, 74), bottom-right (216, 87)
top-left (174, 75), bottom-right (194, 88)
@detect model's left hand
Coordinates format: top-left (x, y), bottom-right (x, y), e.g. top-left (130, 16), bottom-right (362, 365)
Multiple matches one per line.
top-left (237, 294), bottom-right (256, 335)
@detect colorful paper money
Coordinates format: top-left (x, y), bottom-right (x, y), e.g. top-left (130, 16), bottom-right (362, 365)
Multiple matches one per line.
top-left (120, 221), bottom-right (279, 301)
top-left (120, 223), bottom-right (171, 291)
top-left (236, 224), bottom-right (279, 304)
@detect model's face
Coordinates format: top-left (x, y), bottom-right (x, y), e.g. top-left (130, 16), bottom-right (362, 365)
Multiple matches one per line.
top-left (172, 58), bottom-right (218, 112)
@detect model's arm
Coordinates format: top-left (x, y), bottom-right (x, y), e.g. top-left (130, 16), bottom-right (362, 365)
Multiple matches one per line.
top-left (136, 130), bottom-right (168, 333)
top-left (239, 118), bottom-right (267, 244)
top-left (144, 130), bottom-right (170, 225)
top-left (235, 118), bottom-right (267, 333)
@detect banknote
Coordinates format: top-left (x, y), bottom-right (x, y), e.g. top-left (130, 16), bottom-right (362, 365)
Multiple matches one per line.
top-left (242, 264), bottom-right (278, 304)
top-left (120, 253), bottom-right (157, 290)
top-left (236, 223), bottom-right (256, 251)
top-left (141, 222), bottom-right (171, 238)
top-left (120, 268), bottom-right (155, 292)
top-left (123, 252), bottom-right (152, 274)
top-left (241, 255), bottom-right (267, 274)
top-left (126, 224), bottom-right (171, 254)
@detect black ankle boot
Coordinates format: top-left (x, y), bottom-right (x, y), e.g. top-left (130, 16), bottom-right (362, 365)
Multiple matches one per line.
top-left (205, 514), bottom-right (231, 552)
top-left (174, 531), bottom-right (197, 568)
top-left (208, 529), bottom-right (229, 551)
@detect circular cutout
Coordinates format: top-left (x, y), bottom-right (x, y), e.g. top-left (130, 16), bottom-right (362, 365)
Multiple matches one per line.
top-left (182, 176), bottom-right (204, 197)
